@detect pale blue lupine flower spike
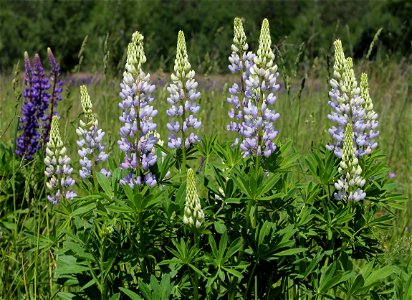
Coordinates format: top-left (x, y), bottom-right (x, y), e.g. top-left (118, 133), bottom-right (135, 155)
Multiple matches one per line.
top-left (240, 18), bottom-right (280, 157)
top-left (327, 40), bottom-right (378, 158)
top-left (226, 17), bottom-right (256, 143)
top-left (76, 85), bottom-right (110, 179)
top-left (45, 116), bottom-right (76, 204)
top-left (167, 31), bottom-right (201, 150)
top-left (118, 31), bottom-right (158, 188)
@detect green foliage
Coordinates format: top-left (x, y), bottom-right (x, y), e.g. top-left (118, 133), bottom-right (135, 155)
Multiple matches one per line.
top-left (0, 0), bottom-right (410, 72)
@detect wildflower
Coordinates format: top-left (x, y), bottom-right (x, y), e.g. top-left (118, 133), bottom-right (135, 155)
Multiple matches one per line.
top-left (327, 40), bottom-right (378, 158)
top-left (226, 17), bottom-right (256, 142)
top-left (334, 123), bottom-right (366, 201)
top-left (183, 169), bottom-right (204, 228)
top-left (388, 172), bottom-right (396, 179)
top-left (359, 73), bottom-right (379, 155)
top-left (44, 116), bottom-right (76, 204)
top-left (239, 18), bottom-right (280, 157)
top-left (43, 48), bottom-right (63, 143)
top-left (167, 31), bottom-right (201, 151)
top-left (118, 31), bottom-right (158, 188)
top-left (76, 85), bottom-right (110, 179)
top-left (16, 52), bottom-right (51, 159)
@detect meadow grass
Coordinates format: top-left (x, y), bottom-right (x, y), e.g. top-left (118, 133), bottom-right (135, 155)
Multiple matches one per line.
top-left (0, 56), bottom-right (410, 298)
top-left (1, 58), bottom-right (410, 203)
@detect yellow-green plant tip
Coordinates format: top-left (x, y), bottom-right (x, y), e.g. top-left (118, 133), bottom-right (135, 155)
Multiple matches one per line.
top-left (174, 30), bottom-right (191, 78)
top-left (80, 85), bottom-right (94, 119)
top-left (126, 31), bottom-right (146, 74)
top-left (344, 57), bottom-right (357, 91)
top-left (24, 51), bottom-right (29, 59)
top-left (333, 39), bottom-right (346, 72)
top-left (255, 18), bottom-right (274, 68)
top-left (49, 116), bottom-right (63, 147)
top-left (233, 17), bottom-right (247, 49)
top-left (360, 73), bottom-right (374, 111)
top-left (259, 19), bottom-right (271, 50)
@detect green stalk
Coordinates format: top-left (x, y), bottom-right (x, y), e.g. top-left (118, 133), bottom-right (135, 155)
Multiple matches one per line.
top-left (100, 236), bottom-right (107, 300)
top-left (245, 261), bottom-right (258, 298)
top-left (180, 77), bottom-right (188, 172)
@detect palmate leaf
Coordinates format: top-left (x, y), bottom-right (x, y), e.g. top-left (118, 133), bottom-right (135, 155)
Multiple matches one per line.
top-left (119, 287), bottom-right (143, 300)
top-left (305, 147), bottom-right (339, 186)
top-left (97, 172), bottom-right (114, 199)
top-left (231, 167), bottom-right (282, 201)
top-left (55, 255), bottom-right (89, 275)
top-left (262, 140), bottom-right (299, 173)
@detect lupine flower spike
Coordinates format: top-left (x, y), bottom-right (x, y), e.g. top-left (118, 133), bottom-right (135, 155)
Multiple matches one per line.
top-left (226, 17), bottom-right (256, 142)
top-left (327, 40), bottom-right (378, 158)
top-left (334, 123), bottom-right (366, 201)
top-left (240, 18), bottom-right (280, 157)
top-left (76, 85), bottom-right (110, 179)
top-left (167, 31), bottom-right (201, 153)
top-left (43, 48), bottom-right (63, 143)
top-left (118, 31), bottom-right (158, 188)
top-left (183, 169), bottom-right (205, 228)
top-left (45, 116), bottom-right (76, 204)
top-left (16, 52), bottom-right (50, 158)
top-left (359, 73), bottom-right (379, 155)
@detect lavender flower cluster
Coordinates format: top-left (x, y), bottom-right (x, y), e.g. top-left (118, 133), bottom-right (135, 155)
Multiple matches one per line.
top-left (166, 31), bottom-right (201, 150)
top-left (76, 85), bottom-right (110, 179)
top-left (327, 40), bottom-right (379, 158)
top-left (118, 31), bottom-right (158, 188)
top-left (44, 116), bottom-right (76, 204)
top-left (16, 49), bottom-right (63, 159)
top-left (227, 18), bottom-right (280, 157)
top-left (226, 17), bottom-right (256, 144)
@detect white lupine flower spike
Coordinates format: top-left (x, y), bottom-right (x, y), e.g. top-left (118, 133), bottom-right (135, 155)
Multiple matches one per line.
top-left (45, 116), bottom-right (76, 204)
top-left (76, 85), bottom-right (110, 179)
top-left (334, 123), bottom-right (366, 201)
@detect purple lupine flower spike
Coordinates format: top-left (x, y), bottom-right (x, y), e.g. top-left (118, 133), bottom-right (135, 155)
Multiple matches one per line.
top-left (239, 19), bottom-right (280, 157)
top-left (45, 116), bottom-right (76, 204)
top-left (16, 52), bottom-right (50, 159)
top-left (167, 31), bottom-right (201, 151)
top-left (76, 85), bottom-right (110, 179)
top-left (227, 17), bottom-right (256, 143)
top-left (43, 48), bottom-right (63, 143)
top-left (118, 31), bottom-right (158, 188)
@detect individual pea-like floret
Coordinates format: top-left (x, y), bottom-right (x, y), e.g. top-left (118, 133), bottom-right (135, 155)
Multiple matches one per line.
top-left (44, 116), bottom-right (76, 204)
top-left (183, 169), bottom-right (205, 228)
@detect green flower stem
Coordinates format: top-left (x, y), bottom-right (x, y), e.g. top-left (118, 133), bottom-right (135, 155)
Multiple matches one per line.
top-left (99, 235), bottom-right (107, 300)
